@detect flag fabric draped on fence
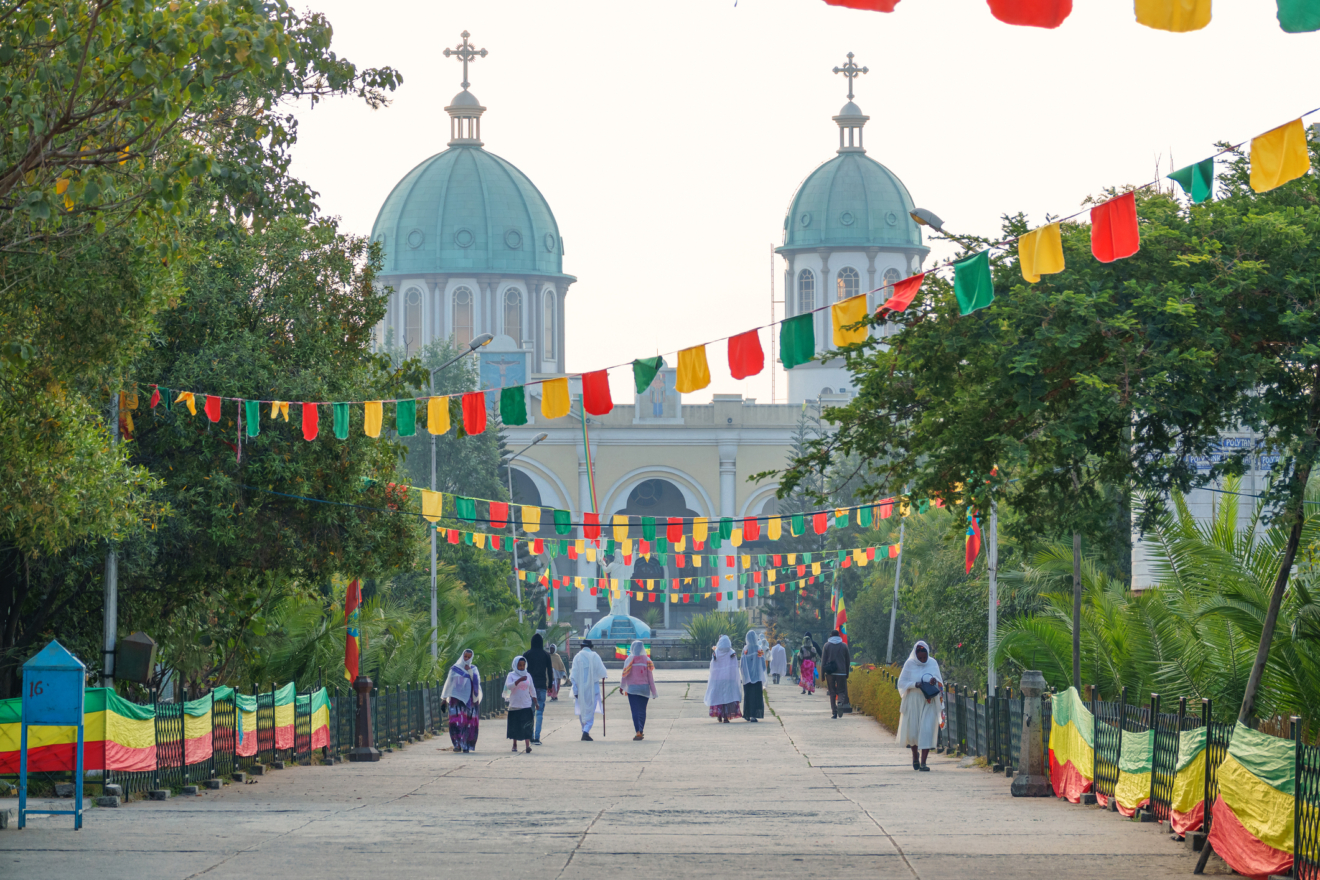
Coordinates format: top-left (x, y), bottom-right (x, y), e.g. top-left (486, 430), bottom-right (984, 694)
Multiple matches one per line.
top-left (1170, 725), bottom-right (1207, 835)
top-left (1207, 722), bottom-right (1295, 879)
top-left (1048, 687), bottom-right (1095, 803)
top-left (1099, 728), bottom-right (1153, 817)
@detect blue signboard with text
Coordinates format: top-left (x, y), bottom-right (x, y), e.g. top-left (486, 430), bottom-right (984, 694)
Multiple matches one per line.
top-left (19, 640), bottom-right (86, 830)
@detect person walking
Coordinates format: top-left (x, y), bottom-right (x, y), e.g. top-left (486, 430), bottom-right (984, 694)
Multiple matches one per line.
top-left (440, 648), bottom-right (481, 753)
top-left (821, 629), bottom-right (851, 719)
top-left (504, 656), bottom-right (536, 753)
top-left (620, 639), bottom-right (658, 740)
top-left (769, 640), bottom-right (787, 684)
top-left (798, 633), bottom-right (819, 695)
top-left (548, 644), bottom-right (567, 701)
top-left (570, 639), bottom-right (608, 741)
top-left (705, 634), bottom-right (743, 722)
top-left (896, 640), bottom-right (944, 771)
top-left (739, 630), bottom-right (765, 722)
top-left (522, 633), bottom-right (553, 745)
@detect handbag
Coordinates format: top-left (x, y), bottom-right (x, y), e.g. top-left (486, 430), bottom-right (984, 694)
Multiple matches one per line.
top-left (917, 675), bottom-right (941, 700)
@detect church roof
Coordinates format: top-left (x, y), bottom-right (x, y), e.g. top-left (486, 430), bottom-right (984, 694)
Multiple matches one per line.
top-left (778, 151), bottom-right (925, 254)
top-left (372, 145), bottom-right (570, 278)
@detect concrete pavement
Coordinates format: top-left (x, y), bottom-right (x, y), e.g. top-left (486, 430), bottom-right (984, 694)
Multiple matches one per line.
top-left (0, 670), bottom-right (1229, 879)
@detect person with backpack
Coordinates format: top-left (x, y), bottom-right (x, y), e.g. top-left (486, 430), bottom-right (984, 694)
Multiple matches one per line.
top-left (820, 629), bottom-right (851, 719)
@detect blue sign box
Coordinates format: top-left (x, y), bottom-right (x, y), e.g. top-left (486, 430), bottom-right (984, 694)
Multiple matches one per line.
top-left (19, 640), bottom-right (86, 830)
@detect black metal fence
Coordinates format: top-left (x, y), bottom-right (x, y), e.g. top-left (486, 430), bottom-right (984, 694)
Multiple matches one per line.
top-left (1299, 729), bottom-right (1320, 880)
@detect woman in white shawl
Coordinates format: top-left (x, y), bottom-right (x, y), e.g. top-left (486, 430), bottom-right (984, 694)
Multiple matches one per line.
top-left (705, 634), bottom-right (743, 722)
top-left (739, 630), bottom-right (766, 722)
top-left (896, 640), bottom-right (943, 771)
top-left (440, 648), bottom-right (482, 753)
top-left (503, 656), bottom-right (535, 753)
top-left (768, 640), bottom-right (788, 684)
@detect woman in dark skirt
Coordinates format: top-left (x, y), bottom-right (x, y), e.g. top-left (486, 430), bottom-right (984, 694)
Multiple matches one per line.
top-left (504, 656), bottom-right (535, 753)
top-left (739, 630), bottom-right (765, 722)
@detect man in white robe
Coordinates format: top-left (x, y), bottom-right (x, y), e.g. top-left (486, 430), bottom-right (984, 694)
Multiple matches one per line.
top-left (768, 641), bottom-right (788, 684)
top-left (570, 639), bottom-right (609, 741)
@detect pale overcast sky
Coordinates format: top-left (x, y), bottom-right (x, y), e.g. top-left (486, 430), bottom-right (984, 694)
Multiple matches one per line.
top-left (290, 0), bottom-right (1319, 404)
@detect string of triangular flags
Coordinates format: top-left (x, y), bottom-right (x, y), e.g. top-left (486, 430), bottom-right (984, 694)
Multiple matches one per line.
top-left (822, 0), bottom-right (1320, 35)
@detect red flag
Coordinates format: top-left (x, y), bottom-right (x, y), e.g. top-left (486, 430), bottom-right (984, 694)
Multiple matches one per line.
top-left (344, 578), bottom-right (361, 681)
top-left (876, 273), bottom-right (925, 317)
top-left (667, 517), bottom-right (683, 542)
top-left (1091, 192), bottom-right (1141, 263)
top-left (461, 392), bottom-right (486, 435)
top-left (866, 547), bottom-right (876, 561)
top-left (773, 555), bottom-right (782, 566)
top-left (987, 0), bottom-right (1072, 27)
top-left (491, 536), bottom-right (502, 550)
top-left (302, 402), bottom-right (318, 441)
top-left (753, 571), bottom-right (762, 583)
top-left (584, 512), bottom-right (600, 541)
top-left (835, 597), bottom-right (849, 644)
top-left (966, 512), bottom-right (983, 573)
top-left (682, 593), bottom-right (690, 603)
top-left (889, 544), bottom-right (900, 558)
top-left (533, 538), bottom-right (543, 554)
top-left (676, 553), bottom-right (686, 569)
top-left (582, 369), bottom-right (613, 415)
top-left (812, 512), bottom-right (827, 534)
top-left (204, 394), bottom-right (221, 423)
top-left (823, 0), bottom-right (900, 9)
top-left (149, 385), bottom-right (161, 408)
top-left (640, 539), bottom-right (649, 555)
top-left (489, 501), bottom-right (508, 529)
top-left (879, 501), bottom-right (893, 519)
top-left (448, 529), bottom-right (460, 545)
top-left (727, 330), bottom-right (764, 380)
top-left (568, 544), bottom-right (578, 560)
top-left (743, 516), bottom-right (760, 542)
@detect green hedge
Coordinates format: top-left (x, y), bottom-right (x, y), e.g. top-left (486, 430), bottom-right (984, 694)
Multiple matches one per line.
top-left (849, 665), bottom-right (903, 733)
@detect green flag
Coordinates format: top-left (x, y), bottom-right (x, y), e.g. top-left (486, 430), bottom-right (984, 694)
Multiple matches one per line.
top-left (548, 541), bottom-right (559, 558)
top-left (719, 517), bottom-right (733, 540)
top-left (791, 514), bottom-right (805, 536)
top-left (499, 387), bottom-right (528, 426)
top-left (245, 400), bottom-right (261, 437)
top-left (1168, 158), bottom-right (1214, 204)
top-left (1278, 0), bottom-right (1320, 32)
top-left (642, 516), bottom-right (656, 541)
top-left (396, 398), bottom-right (416, 436)
top-left (709, 531), bottom-right (722, 551)
top-left (554, 509), bottom-right (572, 535)
top-left (161, 388), bottom-right (172, 412)
top-left (954, 251), bottom-right (994, 316)
top-left (456, 496), bottom-right (476, 522)
top-left (656, 536), bottom-right (668, 553)
top-left (606, 539), bottom-right (616, 555)
top-left (835, 511), bottom-right (848, 530)
top-left (779, 314), bottom-right (815, 369)
top-left (332, 402), bottom-right (349, 440)
top-left (559, 540), bottom-right (569, 555)
top-left (632, 356), bottom-right (664, 393)
top-left (859, 506), bottom-right (872, 528)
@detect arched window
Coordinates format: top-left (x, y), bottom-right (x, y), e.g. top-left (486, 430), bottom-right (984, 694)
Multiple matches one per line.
top-left (404, 287), bottom-right (423, 352)
top-left (542, 291), bottom-right (556, 359)
top-left (503, 287), bottom-right (523, 342)
top-left (797, 269), bottom-right (815, 313)
top-left (882, 267), bottom-right (902, 293)
top-left (836, 267), bottom-right (860, 301)
top-left (452, 286), bottom-right (473, 347)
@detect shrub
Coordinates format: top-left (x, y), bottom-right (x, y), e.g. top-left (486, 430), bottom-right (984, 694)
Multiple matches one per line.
top-left (682, 610), bottom-right (751, 654)
top-left (849, 664), bottom-right (904, 733)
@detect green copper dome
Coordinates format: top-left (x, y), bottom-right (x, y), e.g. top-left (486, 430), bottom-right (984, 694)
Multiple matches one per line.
top-left (371, 144), bottom-right (568, 277)
top-left (779, 151), bottom-right (923, 252)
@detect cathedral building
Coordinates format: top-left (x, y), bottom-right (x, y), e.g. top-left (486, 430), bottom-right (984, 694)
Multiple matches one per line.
top-left (371, 35), bottom-right (927, 636)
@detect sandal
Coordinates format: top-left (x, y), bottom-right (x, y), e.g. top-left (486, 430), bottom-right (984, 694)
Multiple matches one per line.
top-left (912, 760), bottom-right (920, 770)
top-left (525, 745), bottom-right (532, 754)
top-left (918, 764), bottom-right (930, 772)
top-left (633, 732), bottom-right (643, 741)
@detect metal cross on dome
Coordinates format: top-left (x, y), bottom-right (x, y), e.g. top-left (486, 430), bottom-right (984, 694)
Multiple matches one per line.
top-left (443, 31), bottom-right (487, 91)
top-left (832, 52), bottom-right (868, 101)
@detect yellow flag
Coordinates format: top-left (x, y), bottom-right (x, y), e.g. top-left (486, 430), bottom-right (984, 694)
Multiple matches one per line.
top-left (1134, 0), bottom-right (1211, 32)
top-left (574, 577), bottom-right (583, 589)
top-left (364, 401), bottom-right (383, 438)
top-left (831, 294), bottom-right (869, 347)
top-left (474, 533), bottom-right (486, 549)
top-left (575, 539), bottom-right (585, 553)
top-left (523, 506), bottom-right (541, 533)
top-left (788, 553), bottom-right (796, 565)
top-left (768, 569), bottom-right (776, 581)
top-left (428, 396), bottom-right (450, 435)
top-left (768, 517), bottom-right (782, 540)
top-left (900, 498), bottom-right (911, 517)
top-left (670, 593), bottom-right (679, 603)
top-left (675, 536), bottom-right (686, 553)
top-left (1018, 222), bottom-right (1065, 283)
top-left (278, 402), bottom-right (289, 421)
top-left (730, 528), bottom-right (743, 547)
top-left (1250, 119), bottom-right (1311, 193)
top-left (613, 515), bottom-right (628, 542)
top-left (737, 590), bottom-right (745, 600)
top-left (422, 489), bottom-right (443, 523)
top-left (741, 555), bottom-right (751, 568)
top-left (175, 391), bottom-right (196, 415)
top-left (812, 562), bottom-right (821, 575)
top-left (623, 539), bottom-right (633, 557)
top-left (586, 548), bottom-right (596, 562)
top-left (675, 345), bottom-right (711, 393)
top-left (542, 377), bottom-right (571, 419)
top-left (693, 518), bottom-right (708, 543)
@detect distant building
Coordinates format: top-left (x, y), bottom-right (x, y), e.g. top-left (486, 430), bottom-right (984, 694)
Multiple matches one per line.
top-left (370, 36), bottom-right (928, 634)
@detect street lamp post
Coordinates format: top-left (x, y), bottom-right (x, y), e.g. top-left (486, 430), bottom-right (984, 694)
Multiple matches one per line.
top-left (505, 432), bottom-right (549, 623)
top-left (429, 333), bottom-right (493, 659)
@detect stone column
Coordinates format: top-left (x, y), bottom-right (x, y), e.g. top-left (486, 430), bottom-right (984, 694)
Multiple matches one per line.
top-left (1010, 670), bottom-right (1051, 796)
top-left (718, 443), bottom-right (738, 611)
top-left (348, 675), bottom-right (381, 762)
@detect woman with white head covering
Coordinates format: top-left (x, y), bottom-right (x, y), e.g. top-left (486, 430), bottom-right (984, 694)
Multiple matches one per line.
top-left (769, 640), bottom-right (788, 684)
top-left (504, 656), bottom-right (535, 753)
top-left (896, 640), bottom-right (943, 771)
top-left (620, 639), bottom-right (658, 740)
top-left (440, 648), bottom-right (482, 752)
top-left (570, 639), bottom-right (609, 741)
top-left (704, 635), bottom-right (743, 722)
top-left (739, 630), bottom-right (766, 722)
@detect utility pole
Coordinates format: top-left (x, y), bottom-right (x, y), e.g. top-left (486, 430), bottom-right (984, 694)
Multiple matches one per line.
top-left (885, 514), bottom-right (905, 664)
top-left (987, 500), bottom-right (999, 691)
top-left (103, 391), bottom-right (120, 688)
top-left (430, 427), bottom-right (438, 660)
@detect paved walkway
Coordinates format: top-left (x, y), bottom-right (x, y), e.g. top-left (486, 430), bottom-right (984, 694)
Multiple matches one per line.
top-left (2, 670), bottom-right (1227, 879)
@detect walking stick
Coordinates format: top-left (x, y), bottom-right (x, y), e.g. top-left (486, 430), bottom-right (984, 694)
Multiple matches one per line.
top-left (601, 677), bottom-right (607, 738)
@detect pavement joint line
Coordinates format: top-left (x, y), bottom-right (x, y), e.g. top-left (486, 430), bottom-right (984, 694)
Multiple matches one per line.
top-left (553, 805), bottom-right (610, 880)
